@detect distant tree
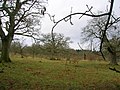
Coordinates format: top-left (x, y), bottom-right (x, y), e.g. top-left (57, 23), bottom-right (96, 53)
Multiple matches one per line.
top-left (18, 39), bottom-right (27, 58)
top-left (81, 14), bottom-right (120, 65)
top-left (29, 43), bottom-right (41, 58)
top-left (10, 41), bottom-right (21, 55)
top-left (0, 0), bottom-right (47, 62)
top-left (10, 38), bottom-right (27, 58)
top-left (41, 33), bottom-right (71, 49)
top-left (41, 33), bottom-right (72, 59)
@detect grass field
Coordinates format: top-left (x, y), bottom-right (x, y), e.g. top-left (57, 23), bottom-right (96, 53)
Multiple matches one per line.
top-left (0, 57), bottom-right (120, 90)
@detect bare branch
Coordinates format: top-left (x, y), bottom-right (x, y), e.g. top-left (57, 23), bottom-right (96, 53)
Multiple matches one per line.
top-left (14, 1), bottom-right (36, 28)
top-left (51, 12), bottom-right (110, 44)
top-left (99, 0), bottom-right (114, 59)
top-left (51, 12), bottom-right (109, 34)
top-left (79, 5), bottom-right (93, 19)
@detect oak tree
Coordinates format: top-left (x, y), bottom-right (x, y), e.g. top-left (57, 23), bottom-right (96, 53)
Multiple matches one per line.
top-left (0, 0), bottom-right (47, 62)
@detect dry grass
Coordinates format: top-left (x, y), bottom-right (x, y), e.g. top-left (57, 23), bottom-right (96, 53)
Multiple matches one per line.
top-left (0, 57), bottom-right (120, 90)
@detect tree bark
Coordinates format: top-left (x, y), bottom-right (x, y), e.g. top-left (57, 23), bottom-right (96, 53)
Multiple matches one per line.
top-left (108, 47), bottom-right (118, 65)
top-left (109, 52), bottom-right (118, 65)
top-left (0, 37), bottom-right (12, 63)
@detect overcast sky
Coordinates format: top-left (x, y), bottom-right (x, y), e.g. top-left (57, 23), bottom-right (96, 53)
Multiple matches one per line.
top-left (40, 0), bottom-right (120, 49)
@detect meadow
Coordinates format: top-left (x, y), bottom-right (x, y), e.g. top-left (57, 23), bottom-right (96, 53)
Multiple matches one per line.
top-left (0, 56), bottom-right (120, 90)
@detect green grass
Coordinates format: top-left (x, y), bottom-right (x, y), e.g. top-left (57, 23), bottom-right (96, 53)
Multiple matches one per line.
top-left (0, 57), bottom-right (120, 90)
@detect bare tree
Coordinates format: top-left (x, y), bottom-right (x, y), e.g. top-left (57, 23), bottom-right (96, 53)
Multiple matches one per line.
top-left (81, 15), bottom-right (120, 65)
top-left (0, 0), bottom-right (47, 62)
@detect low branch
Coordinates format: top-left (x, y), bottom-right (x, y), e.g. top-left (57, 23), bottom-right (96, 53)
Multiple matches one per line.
top-left (14, 32), bottom-right (41, 43)
top-left (15, 32), bottom-right (32, 37)
top-left (109, 67), bottom-right (120, 73)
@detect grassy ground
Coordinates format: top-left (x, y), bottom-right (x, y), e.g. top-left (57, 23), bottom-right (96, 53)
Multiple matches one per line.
top-left (0, 57), bottom-right (120, 90)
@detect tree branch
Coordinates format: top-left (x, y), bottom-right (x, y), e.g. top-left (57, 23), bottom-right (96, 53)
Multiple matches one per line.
top-left (51, 12), bottom-right (110, 46)
top-left (14, 1), bottom-right (36, 29)
top-left (99, 0), bottom-right (114, 60)
top-left (0, 18), bottom-right (5, 39)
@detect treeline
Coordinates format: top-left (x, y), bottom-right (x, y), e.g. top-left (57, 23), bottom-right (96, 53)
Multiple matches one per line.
top-left (10, 41), bottom-right (104, 61)
top-left (10, 40), bottom-right (80, 60)
top-left (0, 33), bottom-right (104, 61)
top-left (9, 33), bottom-right (81, 60)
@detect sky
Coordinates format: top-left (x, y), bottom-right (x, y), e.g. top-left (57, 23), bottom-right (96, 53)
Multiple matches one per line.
top-left (30, 0), bottom-right (120, 49)
top-left (39, 0), bottom-right (120, 49)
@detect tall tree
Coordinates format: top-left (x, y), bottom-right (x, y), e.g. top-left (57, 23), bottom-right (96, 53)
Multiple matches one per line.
top-left (81, 15), bottom-right (120, 65)
top-left (0, 0), bottom-right (47, 62)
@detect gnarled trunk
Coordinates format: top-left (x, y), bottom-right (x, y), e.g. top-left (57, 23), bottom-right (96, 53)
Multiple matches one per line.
top-left (0, 37), bottom-right (12, 63)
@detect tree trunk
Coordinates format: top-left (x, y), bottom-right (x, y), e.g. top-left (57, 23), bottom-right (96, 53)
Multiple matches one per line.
top-left (107, 47), bottom-right (118, 65)
top-left (0, 37), bottom-right (12, 63)
top-left (109, 52), bottom-right (118, 65)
